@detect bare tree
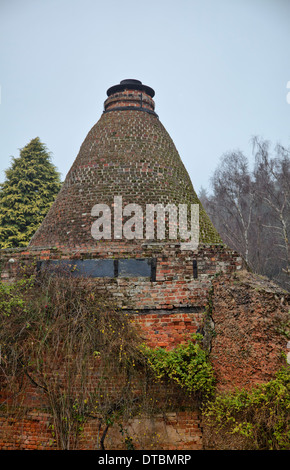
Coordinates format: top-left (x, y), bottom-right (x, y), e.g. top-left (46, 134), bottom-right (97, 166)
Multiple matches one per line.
top-left (200, 137), bottom-right (290, 291)
top-left (208, 151), bottom-right (255, 267)
top-left (252, 137), bottom-right (290, 288)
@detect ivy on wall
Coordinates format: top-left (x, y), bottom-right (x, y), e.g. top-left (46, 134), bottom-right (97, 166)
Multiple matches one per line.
top-left (141, 334), bottom-right (215, 399)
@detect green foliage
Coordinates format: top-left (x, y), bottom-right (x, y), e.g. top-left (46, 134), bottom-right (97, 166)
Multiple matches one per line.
top-left (203, 366), bottom-right (290, 449)
top-left (0, 137), bottom-right (61, 248)
top-left (0, 275), bottom-right (35, 316)
top-left (141, 334), bottom-right (215, 398)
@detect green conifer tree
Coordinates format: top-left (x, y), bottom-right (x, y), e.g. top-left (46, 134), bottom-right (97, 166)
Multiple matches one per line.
top-left (0, 137), bottom-right (61, 248)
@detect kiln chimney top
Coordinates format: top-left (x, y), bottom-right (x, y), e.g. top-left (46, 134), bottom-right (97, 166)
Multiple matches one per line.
top-left (104, 79), bottom-right (156, 114)
top-left (106, 79), bottom-right (155, 98)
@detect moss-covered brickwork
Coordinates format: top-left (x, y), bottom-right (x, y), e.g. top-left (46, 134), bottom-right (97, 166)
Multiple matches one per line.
top-left (29, 84), bottom-right (221, 249)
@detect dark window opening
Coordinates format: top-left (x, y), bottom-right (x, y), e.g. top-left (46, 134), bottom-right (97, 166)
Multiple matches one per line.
top-left (193, 259), bottom-right (198, 279)
top-left (37, 258), bottom-right (157, 281)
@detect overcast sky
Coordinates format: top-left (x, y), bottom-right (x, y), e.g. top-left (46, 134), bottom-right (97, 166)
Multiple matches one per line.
top-left (1, 0), bottom-right (290, 194)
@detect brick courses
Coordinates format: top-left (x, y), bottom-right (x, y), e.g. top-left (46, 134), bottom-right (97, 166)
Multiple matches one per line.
top-left (28, 80), bottom-right (221, 249)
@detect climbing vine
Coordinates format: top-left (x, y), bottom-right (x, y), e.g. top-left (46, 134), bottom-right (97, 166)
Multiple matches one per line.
top-left (0, 271), bottom-right (148, 449)
top-left (0, 269), bottom-right (217, 449)
top-left (141, 334), bottom-right (216, 399)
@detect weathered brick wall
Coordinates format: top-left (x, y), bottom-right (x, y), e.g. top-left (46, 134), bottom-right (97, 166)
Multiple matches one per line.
top-left (0, 309), bottom-right (204, 450)
top-left (0, 411), bottom-right (203, 451)
top-left (84, 411), bottom-right (203, 450)
top-left (0, 241), bottom-right (244, 449)
top-left (0, 259), bottom-right (289, 449)
top-left (0, 243), bottom-right (243, 310)
top-left (208, 271), bottom-right (290, 392)
top-left (0, 413), bottom-right (54, 450)
top-left (132, 310), bottom-right (203, 349)
top-left (0, 235), bottom-right (244, 450)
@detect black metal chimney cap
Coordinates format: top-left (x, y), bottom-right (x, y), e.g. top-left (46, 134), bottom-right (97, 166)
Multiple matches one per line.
top-left (106, 79), bottom-right (155, 98)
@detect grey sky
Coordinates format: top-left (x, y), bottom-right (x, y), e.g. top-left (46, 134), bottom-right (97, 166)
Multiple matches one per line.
top-left (1, 0), bottom-right (290, 194)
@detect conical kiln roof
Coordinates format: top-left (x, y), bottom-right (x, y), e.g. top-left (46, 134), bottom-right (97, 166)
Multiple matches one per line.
top-left (29, 79), bottom-right (221, 249)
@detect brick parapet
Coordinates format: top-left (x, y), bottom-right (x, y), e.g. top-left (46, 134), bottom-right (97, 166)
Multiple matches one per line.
top-left (0, 243), bottom-right (243, 310)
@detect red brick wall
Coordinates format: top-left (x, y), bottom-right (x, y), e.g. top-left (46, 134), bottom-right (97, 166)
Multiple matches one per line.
top-left (0, 310), bottom-right (204, 450)
top-left (0, 413), bottom-right (54, 450)
top-left (209, 271), bottom-right (290, 392)
top-left (133, 310), bottom-right (203, 349)
top-left (0, 267), bottom-right (288, 449)
top-left (0, 410), bottom-right (203, 451)
top-left (0, 242), bottom-right (244, 449)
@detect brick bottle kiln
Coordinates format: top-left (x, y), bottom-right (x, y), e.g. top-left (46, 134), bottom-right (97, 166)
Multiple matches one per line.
top-left (24, 79), bottom-right (242, 311)
top-left (0, 80), bottom-right (249, 450)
